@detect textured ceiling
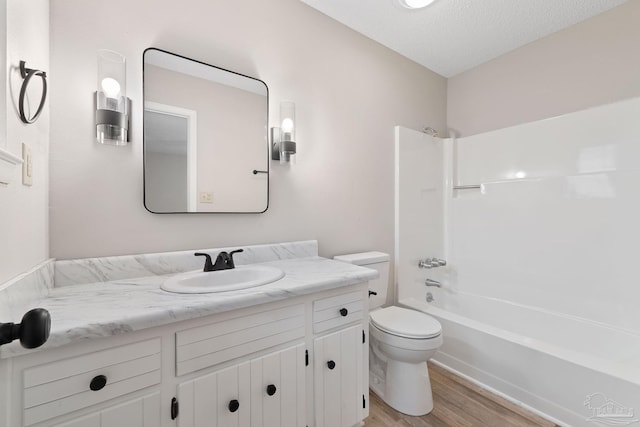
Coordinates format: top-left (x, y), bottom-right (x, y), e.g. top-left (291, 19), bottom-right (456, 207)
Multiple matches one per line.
top-left (300, 0), bottom-right (628, 77)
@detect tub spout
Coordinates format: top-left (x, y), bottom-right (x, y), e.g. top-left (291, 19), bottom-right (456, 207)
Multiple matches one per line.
top-left (425, 279), bottom-right (442, 287)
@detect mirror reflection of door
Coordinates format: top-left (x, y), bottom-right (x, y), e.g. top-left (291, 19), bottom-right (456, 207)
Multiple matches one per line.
top-left (144, 103), bottom-right (198, 212)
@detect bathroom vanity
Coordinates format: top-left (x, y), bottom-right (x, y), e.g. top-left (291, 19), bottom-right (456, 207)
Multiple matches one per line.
top-left (0, 241), bottom-right (377, 427)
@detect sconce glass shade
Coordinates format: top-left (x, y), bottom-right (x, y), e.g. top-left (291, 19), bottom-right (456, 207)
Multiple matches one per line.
top-left (399, 0), bottom-right (436, 8)
top-left (279, 101), bottom-right (296, 163)
top-left (96, 50), bottom-right (129, 145)
top-left (280, 101), bottom-right (295, 142)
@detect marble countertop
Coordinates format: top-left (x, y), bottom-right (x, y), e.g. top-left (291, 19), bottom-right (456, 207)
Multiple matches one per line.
top-left (1, 256), bottom-right (377, 359)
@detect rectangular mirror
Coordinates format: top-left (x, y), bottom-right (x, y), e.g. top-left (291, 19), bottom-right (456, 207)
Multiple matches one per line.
top-left (143, 48), bottom-right (269, 213)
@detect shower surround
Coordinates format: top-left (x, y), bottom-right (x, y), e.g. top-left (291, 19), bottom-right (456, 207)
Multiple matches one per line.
top-left (395, 97), bottom-right (640, 426)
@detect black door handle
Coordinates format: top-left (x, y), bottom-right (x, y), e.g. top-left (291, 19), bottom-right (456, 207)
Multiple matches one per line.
top-left (0, 308), bottom-right (50, 349)
top-left (228, 399), bottom-right (240, 412)
top-left (327, 360), bottom-right (336, 370)
top-left (339, 308), bottom-right (348, 317)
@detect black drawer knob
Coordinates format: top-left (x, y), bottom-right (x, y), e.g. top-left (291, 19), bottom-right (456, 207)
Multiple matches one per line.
top-left (266, 384), bottom-right (277, 396)
top-left (327, 360), bottom-right (336, 370)
top-left (228, 399), bottom-right (240, 413)
top-left (90, 375), bottom-right (107, 391)
top-left (339, 308), bottom-right (348, 317)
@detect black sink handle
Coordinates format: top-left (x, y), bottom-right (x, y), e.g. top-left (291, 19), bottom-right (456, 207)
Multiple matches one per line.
top-left (228, 249), bottom-right (244, 268)
top-left (194, 253), bottom-right (214, 272)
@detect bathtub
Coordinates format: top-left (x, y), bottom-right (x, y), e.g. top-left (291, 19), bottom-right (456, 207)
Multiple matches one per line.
top-left (400, 293), bottom-right (640, 427)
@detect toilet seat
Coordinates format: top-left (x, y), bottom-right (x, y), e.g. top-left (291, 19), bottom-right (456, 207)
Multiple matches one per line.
top-left (370, 306), bottom-right (441, 339)
top-left (370, 320), bottom-right (443, 352)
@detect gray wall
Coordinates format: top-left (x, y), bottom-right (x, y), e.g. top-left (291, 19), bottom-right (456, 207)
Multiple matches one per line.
top-left (447, 1), bottom-right (640, 137)
top-left (49, 0), bottom-right (447, 260)
top-left (0, 0), bottom-right (49, 284)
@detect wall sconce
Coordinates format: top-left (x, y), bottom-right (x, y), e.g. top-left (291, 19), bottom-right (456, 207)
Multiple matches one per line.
top-left (271, 101), bottom-right (296, 163)
top-left (95, 50), bottom-right (130, 146)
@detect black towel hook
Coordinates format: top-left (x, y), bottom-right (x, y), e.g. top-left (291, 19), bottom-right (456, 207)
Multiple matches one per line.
top-left (18, 60), bottom-right (48, 124)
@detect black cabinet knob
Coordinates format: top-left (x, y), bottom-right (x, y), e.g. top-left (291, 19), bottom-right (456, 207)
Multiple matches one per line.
top-left (90, 375), bottom-right (107, 391)
top-left (339, 308), bottom-right (348, 317)
top-left (266, 384), bottom-right (277, 396)
top-left (327, 360), bottom-right (336, 370)
top-left (228, 399), bottom-right (240, 413)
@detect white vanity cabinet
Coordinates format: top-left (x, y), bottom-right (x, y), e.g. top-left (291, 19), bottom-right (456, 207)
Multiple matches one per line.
top-left (312, 291), bottom-right (369, 427)
top-left (176, 344), bottom-right (306, 427)
top-left (172, 303), bottom-right (307, 426)
top-left (176, 361), bottom-right (251, 427)
top-left (53, 393), bottom-right (161, 427)
top-left (0, 283), bottom-right (369, 427)
top-left (10, 338), bottom-right (163, 427)
top-left (313, 326), bottom-right (366, 427)
top-left (248, 344), bottom-right (306, 427)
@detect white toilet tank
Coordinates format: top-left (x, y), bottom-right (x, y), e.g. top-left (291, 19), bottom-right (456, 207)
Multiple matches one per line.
top-left (334, 252), bottom-right (389, 309)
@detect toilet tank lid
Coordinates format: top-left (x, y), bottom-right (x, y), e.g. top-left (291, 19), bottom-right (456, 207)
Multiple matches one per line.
top-left (333, 251), bottom-right (390, 266)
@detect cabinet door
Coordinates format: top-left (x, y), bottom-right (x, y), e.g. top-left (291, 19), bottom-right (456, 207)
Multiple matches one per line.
top-left (314, 325), bottom-right (365, 427)
top-left (250, 344), bottom-right (306, 427)
top-left (177, 362), bottom-right (251, 427)
top-left (53, 392), bottom-right (160, 427)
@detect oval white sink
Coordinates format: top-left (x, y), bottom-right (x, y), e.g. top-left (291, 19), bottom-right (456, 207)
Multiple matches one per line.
top-left (161, 265), bottom-right (285, 294)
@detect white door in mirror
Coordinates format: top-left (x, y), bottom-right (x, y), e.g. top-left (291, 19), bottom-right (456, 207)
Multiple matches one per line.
top-left (161, 265), bottom-right (285, 294)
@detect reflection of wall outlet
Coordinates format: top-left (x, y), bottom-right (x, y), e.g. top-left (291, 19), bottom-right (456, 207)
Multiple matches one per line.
top-left (199, 192), bottom-right (213, 204)
top-left (22, 143), bottom-right (33, 187)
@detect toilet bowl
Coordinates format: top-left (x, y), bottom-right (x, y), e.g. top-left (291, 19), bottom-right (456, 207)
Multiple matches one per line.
top-left (334, 252), bottom-right (443, 416)
top-left (369, 305), bottom-right (442, 415)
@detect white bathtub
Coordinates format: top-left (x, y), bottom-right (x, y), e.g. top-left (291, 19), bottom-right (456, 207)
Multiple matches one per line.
top-left (400, 293), bottom-right (640, 427)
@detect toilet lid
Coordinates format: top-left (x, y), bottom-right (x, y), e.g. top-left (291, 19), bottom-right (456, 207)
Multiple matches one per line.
top-left (370, 306), bottom-right (441, 339)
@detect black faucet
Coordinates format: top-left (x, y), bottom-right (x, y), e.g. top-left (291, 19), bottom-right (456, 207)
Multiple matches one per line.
top-left (195, 249), bottom-right (244, 272)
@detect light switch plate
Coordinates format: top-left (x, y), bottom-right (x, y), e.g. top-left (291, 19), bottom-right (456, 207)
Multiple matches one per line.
top-left (22, 143), bottom-right (33, 187)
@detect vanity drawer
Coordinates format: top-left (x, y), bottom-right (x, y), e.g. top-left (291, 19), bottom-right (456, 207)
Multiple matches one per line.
top-left (313, 291), bottom-right (364, 333)
top-left (22, 338), bottom-right (161, 426)
top-left (176, 304), bottom-right (305, 376)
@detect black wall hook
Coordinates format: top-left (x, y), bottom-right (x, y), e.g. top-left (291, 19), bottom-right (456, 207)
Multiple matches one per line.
top-left (18, 60), bottom-right (48, 124)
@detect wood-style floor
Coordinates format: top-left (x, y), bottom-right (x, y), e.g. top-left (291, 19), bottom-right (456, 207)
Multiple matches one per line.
top-left (365, 363), bottom-right (560, 427)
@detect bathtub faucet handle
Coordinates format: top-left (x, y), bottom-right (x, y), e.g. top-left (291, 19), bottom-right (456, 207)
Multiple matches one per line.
top-left (425, 279), bottom-right (442, 288)
top-left (433, 258), bottom-right (447, 267)
top-left (418, 259), bottom-right (434, 269)
top-left (419, 258), bottom-right (446, 268)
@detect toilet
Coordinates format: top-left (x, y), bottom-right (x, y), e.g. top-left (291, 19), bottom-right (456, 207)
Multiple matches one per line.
top-left (334, 252), bottom-right (443, 416)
